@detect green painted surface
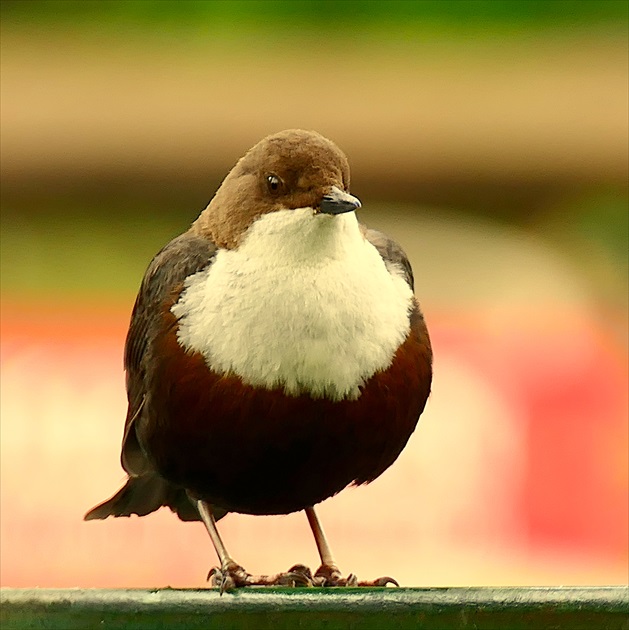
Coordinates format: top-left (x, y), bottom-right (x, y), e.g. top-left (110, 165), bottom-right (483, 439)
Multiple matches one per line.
top-left (1, 587), bottom-right (628, 630)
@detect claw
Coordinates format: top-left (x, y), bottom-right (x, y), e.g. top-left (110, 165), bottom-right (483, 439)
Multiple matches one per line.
top-left (206, 561), bottom-right (249, 593)
top-left (346, 573), bottom-right (358, 587)
top-left (314, 563), bottom-right (399, 587)
top-left (358, 575), bottom-right (400, 587)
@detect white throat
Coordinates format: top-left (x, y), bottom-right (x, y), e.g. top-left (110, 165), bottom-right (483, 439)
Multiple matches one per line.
top-left (172, 208), bottom-right (413, 401)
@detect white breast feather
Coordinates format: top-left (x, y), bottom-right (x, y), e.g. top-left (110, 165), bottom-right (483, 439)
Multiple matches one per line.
top-left (172, 208), bottom-right (413, 401)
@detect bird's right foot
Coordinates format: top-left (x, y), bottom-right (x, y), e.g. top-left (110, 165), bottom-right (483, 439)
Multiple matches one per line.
top-left (208, 561), bottom-right (315, 592)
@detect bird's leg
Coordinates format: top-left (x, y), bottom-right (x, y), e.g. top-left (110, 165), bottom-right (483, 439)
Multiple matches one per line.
top-left (305, 506), bottom-right (399, 587)
top-left (197, 500), bottom-right (314, 591)
top-left (305, 506), bottom-right (350, 586)
top-left (197, 500), bottom-right (246, 591)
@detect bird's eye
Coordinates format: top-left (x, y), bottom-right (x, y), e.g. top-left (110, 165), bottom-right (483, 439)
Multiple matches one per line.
top-left (266, 174), bottom-right (282, 193)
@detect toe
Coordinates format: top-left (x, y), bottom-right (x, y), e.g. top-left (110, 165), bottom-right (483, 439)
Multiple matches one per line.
top-left (358, 576), bottom-right (399, 587)
top-left (313, 563), bottom-right (399, 587)
top-left (283, 564), bottom-right (314, 587)
top-left (314, 563), bottom-right (343, 585)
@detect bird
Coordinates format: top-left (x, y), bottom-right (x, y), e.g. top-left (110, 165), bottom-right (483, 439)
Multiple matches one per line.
top-left (85, 129), bottom-right (433, 590)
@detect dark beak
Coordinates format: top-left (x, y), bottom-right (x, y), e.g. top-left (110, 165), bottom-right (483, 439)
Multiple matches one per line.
top-left (318, 186), bottom-right (362, 215)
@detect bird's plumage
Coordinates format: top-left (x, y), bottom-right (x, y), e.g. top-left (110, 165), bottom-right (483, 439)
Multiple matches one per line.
top-left (85, 130), bottom-right (432, 587)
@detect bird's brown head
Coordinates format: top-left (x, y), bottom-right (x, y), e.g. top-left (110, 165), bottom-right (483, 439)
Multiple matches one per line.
top-left (192, 129), bottom-right (360, 249)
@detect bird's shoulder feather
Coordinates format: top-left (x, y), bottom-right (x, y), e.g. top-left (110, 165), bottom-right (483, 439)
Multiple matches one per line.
top-left (362, 226), bottom-right (415, 291)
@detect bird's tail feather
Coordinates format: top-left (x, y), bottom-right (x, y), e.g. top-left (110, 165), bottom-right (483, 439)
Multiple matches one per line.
top-left (84, 474), bottom-right (203, 522)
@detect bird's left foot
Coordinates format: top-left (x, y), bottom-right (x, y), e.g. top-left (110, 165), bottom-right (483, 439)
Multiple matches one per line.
top-left (313, 563), bottom-right (399, 587)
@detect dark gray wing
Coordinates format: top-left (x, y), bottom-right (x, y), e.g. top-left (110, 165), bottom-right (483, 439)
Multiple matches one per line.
top-left (84, 231), bottom-right (218, 523)
top-left (122, 231), bottom-right (217, 476)
top-left (363, 227), bottom-right (415, 290)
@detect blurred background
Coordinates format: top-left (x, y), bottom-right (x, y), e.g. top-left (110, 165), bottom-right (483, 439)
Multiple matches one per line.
top-left (1, 0), bottom-right (627, 589)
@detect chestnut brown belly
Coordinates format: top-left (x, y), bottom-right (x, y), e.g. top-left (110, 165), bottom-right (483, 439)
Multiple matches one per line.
top-left (141, 319), bottom-right (431, 515)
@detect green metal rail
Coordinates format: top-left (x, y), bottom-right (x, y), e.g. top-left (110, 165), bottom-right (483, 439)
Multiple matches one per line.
top-left (1, 587), bottom-right (627, 630)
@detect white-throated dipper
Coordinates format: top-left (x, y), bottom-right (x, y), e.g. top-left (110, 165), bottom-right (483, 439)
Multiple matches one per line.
top-left (85, 129), bottom-right (433, 590)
